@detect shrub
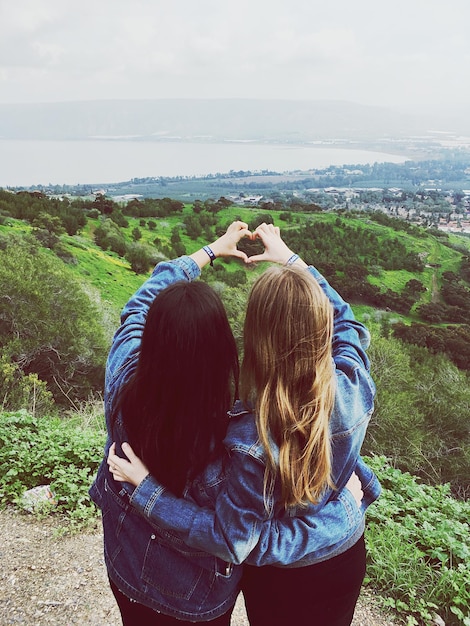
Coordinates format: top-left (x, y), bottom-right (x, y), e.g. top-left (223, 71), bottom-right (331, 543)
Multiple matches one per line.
top-left (0, 411), bottom-right (105, 527)
top-left (0, 236), bottom-right (107, 406)
top-left (365, 456), bottom-right (470, 626)
top-left (0, 356), bottom-right (54, 417)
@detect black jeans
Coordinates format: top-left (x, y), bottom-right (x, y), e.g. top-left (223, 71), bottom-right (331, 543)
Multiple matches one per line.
top-left (241, 534), bottom-right (366, 626)
top-left (109, 578), bottom-right (233, 626)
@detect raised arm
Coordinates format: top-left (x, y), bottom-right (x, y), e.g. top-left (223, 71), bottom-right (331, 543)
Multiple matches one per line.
top-left (105, 221), bottom-right (252, 405)
top-left (102, 220), bottom-right (253, 463)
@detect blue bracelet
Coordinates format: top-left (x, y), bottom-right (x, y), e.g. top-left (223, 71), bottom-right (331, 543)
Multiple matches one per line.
top-left (285, 253), bottom-right (299, 266)
top-left (203, 245), bottom-right (216, 266)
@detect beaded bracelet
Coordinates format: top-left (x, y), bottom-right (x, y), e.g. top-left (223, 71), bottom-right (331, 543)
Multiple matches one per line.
top-left (285, 253), bottom-right (299, 266)
top-left (203, 245), bottom-right (216, 266)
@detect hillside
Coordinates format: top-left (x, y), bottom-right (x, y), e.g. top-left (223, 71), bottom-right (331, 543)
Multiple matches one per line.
top-left (0, 193), bottom-right (469, 489)
top-left (1, 193), bottom-right (469, 352)
top-left (0, 194), bottom-right (469, 624)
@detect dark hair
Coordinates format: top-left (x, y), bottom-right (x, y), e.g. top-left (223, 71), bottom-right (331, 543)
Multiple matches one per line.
top-left (115, 280), bottom-right (239, 496)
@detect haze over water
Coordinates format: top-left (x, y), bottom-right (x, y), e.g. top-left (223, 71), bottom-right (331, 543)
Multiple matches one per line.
top-left (0, 139), bottom-right (409, 187)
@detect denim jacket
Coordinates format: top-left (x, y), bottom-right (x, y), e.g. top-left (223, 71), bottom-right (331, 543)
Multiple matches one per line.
top-left (90, 257), bottom-right (241, 621)
top-left (90, 257), bottom-right (380, 619)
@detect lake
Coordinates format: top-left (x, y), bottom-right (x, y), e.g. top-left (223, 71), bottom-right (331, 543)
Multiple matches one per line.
top-left (0, 139), bottom-right (409, 187)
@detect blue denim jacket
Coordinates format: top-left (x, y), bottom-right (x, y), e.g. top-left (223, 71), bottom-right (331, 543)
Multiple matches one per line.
top-left (90, 257), bottom-right (241, 621)
top-left (90, 257), bottom-right (380, 619)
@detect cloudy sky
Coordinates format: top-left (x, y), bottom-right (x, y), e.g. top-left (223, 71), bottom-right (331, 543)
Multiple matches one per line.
top-left (1, 0), bottom-right (469, 114)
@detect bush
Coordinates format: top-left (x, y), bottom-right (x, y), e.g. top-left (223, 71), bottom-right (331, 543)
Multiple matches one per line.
top-left (365, 456), bottom-right (470, 626)
top-left (126, 243), bottom-right (152, 274)
top-left (0, 411), bottom-right (105, 526)
top-left (0, 356), bottom-right (54, 417)
top-left (365, 327), bottom-right (470, 497)
top-left (0, 236), bottom-right (107, 406)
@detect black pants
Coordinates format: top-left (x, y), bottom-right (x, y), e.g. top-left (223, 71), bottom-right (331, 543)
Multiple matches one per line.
top-left (109, 578), bottom-right (233, 626)
top-left (241, 534), bottom-right (366, 626)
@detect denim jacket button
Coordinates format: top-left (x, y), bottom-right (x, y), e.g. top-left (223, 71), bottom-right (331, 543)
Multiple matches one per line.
top-left (151, 534), bottom-right (155, 540)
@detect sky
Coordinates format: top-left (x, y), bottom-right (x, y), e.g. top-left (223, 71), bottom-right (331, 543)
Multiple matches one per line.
top-left (1, 0), bottom-right (469, 114)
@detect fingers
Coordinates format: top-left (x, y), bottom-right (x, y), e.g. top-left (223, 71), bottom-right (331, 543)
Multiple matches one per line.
top-left (121, 442), bottom-right (137, 461)
top-left (254, 223), bottom-right (281, 238)
top-left (111, 469), bottom-right (126, 482)
top-left (107, 442), bottom-right (116, 468)
top-left (229, 220), bottom-right (249, 232)
top-left (245, 252), bottom-right (268, 264)
top-left (226, 221), bottom-right (251, 240)
top-left (252, 223), bottom-right (282, 249)
top-left (232, 249), bottom-right (250, 262)
top-left (247, 223), bottom-right (293, 265)
top-left (345, 472), bottom-right (363, 507)
top-left (108, 442), bottom-right (129, 471)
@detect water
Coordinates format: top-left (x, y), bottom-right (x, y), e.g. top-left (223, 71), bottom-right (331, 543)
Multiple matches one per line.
top-left (0, 139), bottom-right (409, 187)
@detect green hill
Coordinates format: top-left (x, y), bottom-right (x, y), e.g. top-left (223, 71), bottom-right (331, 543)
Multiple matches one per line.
top-left (0, 194), bottom-right (469, 625)
top-left (0, 197), bottom-right (469, 491)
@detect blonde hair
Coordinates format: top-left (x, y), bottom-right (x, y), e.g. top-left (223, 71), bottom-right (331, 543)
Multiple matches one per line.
top-left (240, 265), bottom-right (336, 508)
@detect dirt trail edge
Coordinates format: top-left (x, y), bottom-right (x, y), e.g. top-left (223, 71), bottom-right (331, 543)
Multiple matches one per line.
top-left (0, 508), bottom-right (399, 625)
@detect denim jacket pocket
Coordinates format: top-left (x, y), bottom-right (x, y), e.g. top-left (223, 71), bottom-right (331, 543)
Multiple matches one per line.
top-left (143, 535), bottom-right (207, 600)
top-left (142, 534), bottom-right (233, 601)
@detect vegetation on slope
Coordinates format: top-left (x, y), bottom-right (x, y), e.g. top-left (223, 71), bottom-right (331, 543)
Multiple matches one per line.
top-left (0, 189), bottom-right (469, 623)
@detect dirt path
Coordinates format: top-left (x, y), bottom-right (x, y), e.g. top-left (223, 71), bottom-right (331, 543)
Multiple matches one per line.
top-left (0, 508), bottom-right (400, 625)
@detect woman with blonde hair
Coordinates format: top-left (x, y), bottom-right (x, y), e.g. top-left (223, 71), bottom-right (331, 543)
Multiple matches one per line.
top-left (241, 261), bottom-right (337, 510)
top-left (108, 223), bottom-right (380, 625)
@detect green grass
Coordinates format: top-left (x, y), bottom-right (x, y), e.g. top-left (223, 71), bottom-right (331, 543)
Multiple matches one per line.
top-left (62, 235), bottom-right (142, 316)
top-left (1, 409), bottom-right (468, 624)
top-left (365, 456), bottom-right (470, 626)
top-left (368, 269), bottom-right (419, 292)
top-left (3, 205), bottom-right (468, 337)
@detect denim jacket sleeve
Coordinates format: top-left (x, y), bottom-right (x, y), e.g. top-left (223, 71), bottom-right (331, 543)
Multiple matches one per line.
top-left (129, 447), bottom-right (363, 566)
top-left (308, 265), bottom-right (373, 377)
top-left (104, 256), bottom-right (200, 428)
top-left (308, 266), bottom-right (376, 492)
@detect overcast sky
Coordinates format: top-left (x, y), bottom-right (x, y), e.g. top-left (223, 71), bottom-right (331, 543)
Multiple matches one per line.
top-left (1, 0), bottom-right (469, 114)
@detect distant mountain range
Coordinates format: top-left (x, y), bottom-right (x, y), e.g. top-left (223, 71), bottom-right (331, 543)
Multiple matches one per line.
top-left (0, 99), bottom-right (468, 143)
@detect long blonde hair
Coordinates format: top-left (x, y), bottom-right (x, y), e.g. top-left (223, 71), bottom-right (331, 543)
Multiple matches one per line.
top-left (240, 265), bottom-right (336, 508)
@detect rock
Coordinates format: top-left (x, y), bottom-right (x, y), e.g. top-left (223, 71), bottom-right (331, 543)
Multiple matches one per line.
top-left (21, 485), bottom-right (57, 513)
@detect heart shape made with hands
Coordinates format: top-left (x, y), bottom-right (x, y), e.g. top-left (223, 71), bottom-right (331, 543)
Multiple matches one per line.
top-left (237, 231), bottom-right (265, 258)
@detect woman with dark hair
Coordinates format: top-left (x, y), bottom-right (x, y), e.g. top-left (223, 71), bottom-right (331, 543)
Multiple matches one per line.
top-left (116, 278), bottom-right (238, 498)
top-left (108, 223), bottom-right (381, 626)
top-left (91, 221), bottom-right (366, 626)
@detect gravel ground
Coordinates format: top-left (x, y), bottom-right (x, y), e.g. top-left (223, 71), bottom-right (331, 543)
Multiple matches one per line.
top-left (0, 508), bottom-right (400, 625)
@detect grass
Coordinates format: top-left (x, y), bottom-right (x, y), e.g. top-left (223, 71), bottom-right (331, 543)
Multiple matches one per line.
top-left (1, 409), bottom-right (468, 625)
top-left (3, 206), bottom-right (468, 326)
top-left (1, 206), bottom-right (469, 624)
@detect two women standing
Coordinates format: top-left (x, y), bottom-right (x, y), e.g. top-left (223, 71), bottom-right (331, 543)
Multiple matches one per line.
top-left (91, 221), bottom-right (380, 625)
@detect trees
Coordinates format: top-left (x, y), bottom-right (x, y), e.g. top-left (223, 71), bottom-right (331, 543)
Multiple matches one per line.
top-left (94, 218), bottom-right (127, 256)
top-left (0, 236), bottom-right (107, 406)
top-left (132, 227), bottom-right (142, 242)
top-left (126, 243), bottom-right (152, 274)
top-left (92, 193), bottom-right (117, 215)
top-left (365, 326), bottom-right (470, 495)
top-left (184, 214), bottom-right (203, 240)
top-left (31, 211), bottom-right (65, 249)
